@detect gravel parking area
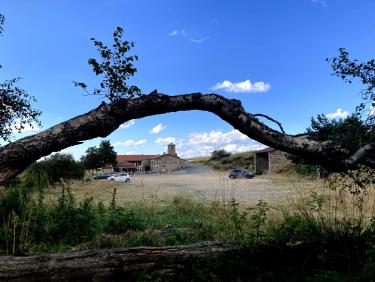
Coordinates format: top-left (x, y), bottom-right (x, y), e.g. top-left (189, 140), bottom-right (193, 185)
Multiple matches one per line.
top-left (62, 165), bottom-right (317, 207)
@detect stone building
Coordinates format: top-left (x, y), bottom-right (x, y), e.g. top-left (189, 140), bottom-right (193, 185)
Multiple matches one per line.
top-left (115, 155), bottom-right (160, 172)
top-left (115, 143), bottom-right (185, 173)
top-left (254, 147), bottom-right (289, 174)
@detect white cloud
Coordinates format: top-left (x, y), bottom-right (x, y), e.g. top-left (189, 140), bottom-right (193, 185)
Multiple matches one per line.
top-left (168, 29), bottom-right (209, 44)
top-left (211, 80), bottom-right (271, 93)
top-left (190, 36), bottom-right (210, 43)
top-left (312, 0), bottom-right (327, 8)
top-left (119, 120), bottom-right (135, 129)
top-left (326, 108), bottom-right (349, 120)
top-left (19, 123), bottom-right (41, 133)
top-left (180, 30), bottom-right (188, 36)
top-left (168, 30), bottom-right (188, 37)
top-left (114, 139), bottom-right (147, 147)
top-left (9, 121), bottom-right (41, 134)
top-left (155, 136), bottom-right (176, 145)
top-left (150, 123), bottom-right (166, 134)
top-left (177, 129), bottom-right (265, 158)
top-left (370, 105), bottom-right (375, 117)
top-left (168, 30), bottom-right (178, 36)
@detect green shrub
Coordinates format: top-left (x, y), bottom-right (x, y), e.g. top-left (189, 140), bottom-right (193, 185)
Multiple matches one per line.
top-left (23, 153), bottom-right (85, 188)
top-left (210, 149), bottom-right (231, 160)
top-left (295, 164), bottom-right (319, 176)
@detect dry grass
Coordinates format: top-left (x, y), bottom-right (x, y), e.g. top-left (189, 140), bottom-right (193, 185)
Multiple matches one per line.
top-left (282, 174), bottom-right (375, 229)
top-left (41, 171), bottom-right (316, 208)
top-left (39, 169), bottom-right (375, 230)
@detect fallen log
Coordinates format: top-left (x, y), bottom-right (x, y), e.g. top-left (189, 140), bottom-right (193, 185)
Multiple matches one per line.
top-left (0, 241), bottom-right (244, 281)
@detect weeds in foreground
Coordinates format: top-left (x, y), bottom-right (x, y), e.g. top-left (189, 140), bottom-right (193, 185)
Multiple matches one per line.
top-left (2, 182), bottom-right (375, 280)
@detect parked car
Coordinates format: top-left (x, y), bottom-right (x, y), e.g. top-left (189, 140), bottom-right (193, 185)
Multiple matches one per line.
top-left (107, 173), bottom-right (131, 182)
top-left (229, 168), bottom-right (255, 179)
top-left (93, 172), bottom-right (114, 180)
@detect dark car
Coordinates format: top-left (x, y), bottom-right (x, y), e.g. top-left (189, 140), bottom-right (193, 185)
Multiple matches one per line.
top-left (229, 168), bottom-right (255, 179)
top-left (93, 172), bottom-right (114, 180)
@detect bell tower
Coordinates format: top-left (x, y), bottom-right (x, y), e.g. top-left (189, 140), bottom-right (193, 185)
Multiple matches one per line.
top-left (167, 143), bottom-right (176, 156)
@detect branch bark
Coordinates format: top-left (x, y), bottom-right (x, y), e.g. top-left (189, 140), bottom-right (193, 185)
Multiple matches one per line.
top-left (0, 242), bottom-right (243, 281)
top-left (0, 92), bottom-right (371, 184)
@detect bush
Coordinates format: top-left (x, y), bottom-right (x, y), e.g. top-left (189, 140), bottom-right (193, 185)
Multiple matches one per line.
top-left (23, 153), bottom-right (85, 187)
top-left (210, 149), bottom-right (231, 161)
top-left (295, 164), bottom-right (319, 176)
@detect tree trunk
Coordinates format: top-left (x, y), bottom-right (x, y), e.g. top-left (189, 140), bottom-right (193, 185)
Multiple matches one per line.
top-left (0, 242), bottom-right (244, 281)
top-left (0, 92), bottom-right (372, 184)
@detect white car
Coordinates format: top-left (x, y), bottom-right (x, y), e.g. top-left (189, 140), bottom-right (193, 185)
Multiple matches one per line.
top-left (107, 173), bottom-right (131, 182)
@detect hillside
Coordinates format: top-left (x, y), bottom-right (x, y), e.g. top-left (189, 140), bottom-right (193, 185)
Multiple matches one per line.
top-left (190, 151), bottom-right (255, 171)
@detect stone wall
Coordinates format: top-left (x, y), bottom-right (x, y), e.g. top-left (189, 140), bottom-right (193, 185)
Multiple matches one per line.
top-left (269, 150), bottom-right (289, 173)
top-left (255, 152), bottom-right (269, 174)
top-left (255, 149), bottom-right (290, 174)
top-left (142, 154), bottom-right (185, 173)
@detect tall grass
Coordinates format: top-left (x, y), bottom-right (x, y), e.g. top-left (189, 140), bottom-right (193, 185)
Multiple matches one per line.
top-left (1, 179), bottom-right (375, 280)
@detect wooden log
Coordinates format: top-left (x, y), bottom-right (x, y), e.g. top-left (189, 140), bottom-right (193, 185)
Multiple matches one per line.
top-left (0, 241), bottom-right (244, 281)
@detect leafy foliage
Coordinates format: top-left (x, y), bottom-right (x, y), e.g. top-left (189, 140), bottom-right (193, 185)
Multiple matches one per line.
top-left (23, 153), bottom-right (84, 187)
top-left (81, 140), bottom-right (117, 170)
top-left (0, 14), bottom-right (40, 141)
top-left (307, 114), bottom-right (373, 155)
top-left (74, 27), bottom-right (142, 101)
top-left (0, 14), bottom-right (4, 34)
top-left (290, 114), bottom-right (374, 180)
top-left (329, 48), bottom-right (375, 119)
top-left (210, 149), bottom-right (231, 161)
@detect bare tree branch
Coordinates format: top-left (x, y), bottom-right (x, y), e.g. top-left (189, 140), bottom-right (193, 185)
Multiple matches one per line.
top-left (253, 113), bottom-right (286, 134)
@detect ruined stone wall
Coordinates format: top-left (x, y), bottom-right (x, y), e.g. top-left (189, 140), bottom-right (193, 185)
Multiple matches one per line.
top-left (269, 150), bottom-right (290, 173)
top-left (255, 153), bottom-right (269, 174)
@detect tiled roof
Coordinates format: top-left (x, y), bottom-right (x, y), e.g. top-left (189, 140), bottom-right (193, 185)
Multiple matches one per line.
top-left (117, 155), bottom-right (160, 162)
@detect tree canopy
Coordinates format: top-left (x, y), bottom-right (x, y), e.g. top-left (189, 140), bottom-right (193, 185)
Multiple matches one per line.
top-left (210, 149), bottom-right (231, 161)
top-left (81, 140), bottom-right (117, 170)
top-left (329, 48), bottom-right (375, 123)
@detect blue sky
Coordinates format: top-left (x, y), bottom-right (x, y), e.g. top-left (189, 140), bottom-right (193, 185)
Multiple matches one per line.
top-left (1, 0), bottom-right (375, 158)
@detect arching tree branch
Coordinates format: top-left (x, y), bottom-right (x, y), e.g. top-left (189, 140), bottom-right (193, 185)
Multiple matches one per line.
top-left (0, 92), bottom-right (372, 184)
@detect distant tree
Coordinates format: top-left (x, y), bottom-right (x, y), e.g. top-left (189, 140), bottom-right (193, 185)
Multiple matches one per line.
top-left (289, 114), bottom-right (374, 180)
top-left (210, 149), bottom-right (231, 161)
top-left (81, 147), bottom-right (101, 170)
top-left (0, 14), bottom-right (40, 141)
top-left (98, 140), bottom-right (117, 167)
top-left (307, 114), bottom-right (372, 155)
top-left (25, 153), bottom-right (84, 186)
top-left (81, 140), bottom-right (117, 170)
